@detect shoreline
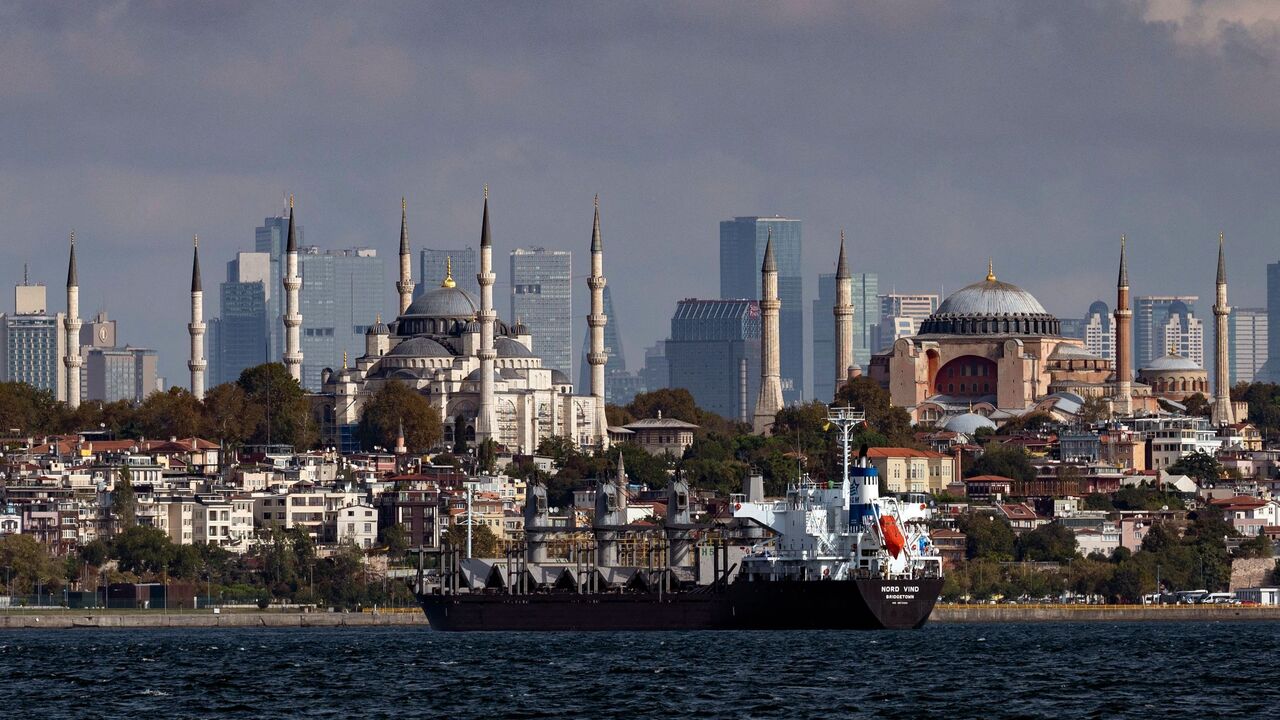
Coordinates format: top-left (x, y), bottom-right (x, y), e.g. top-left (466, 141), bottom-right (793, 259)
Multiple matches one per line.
top-left (931, 603), bottom-right (1280, 623)
top-left (0, 611), bottom-right (429, 629)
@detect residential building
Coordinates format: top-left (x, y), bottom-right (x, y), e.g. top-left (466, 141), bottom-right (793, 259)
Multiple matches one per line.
top-left (720, 217), bottom-right (803, 403)
top-left (866, 447), bottom-right (957, 494)
top-left (1082, 300), bottom-right (1115, 362)
top-left (510, 247), bottom-right (573, 381)
top-left (1127, 415), bottom-right (1222, 470)
top-left (335, 502), bottom-right (378, 548)
top-left (665, 299), bottom-right (760, 422)
top-left (621, 415), bottom-right (698, 456)
top-left (1230, 307), bottom-right (1267, 386)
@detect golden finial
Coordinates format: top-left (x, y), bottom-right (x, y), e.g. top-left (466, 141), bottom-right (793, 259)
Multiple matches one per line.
top-left (483, 184), bottom-right (488, 200)
top-left (289, 194), bottom-right (294, 209)
top-left (986, 258), bottom-right (995, 282)
top-left (342, 350), bottom-right (348, 369)
top-left (442, 255), bottom-right (456, 288)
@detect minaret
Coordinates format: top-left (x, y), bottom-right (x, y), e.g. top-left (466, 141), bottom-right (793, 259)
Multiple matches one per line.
top-left (833, 230), bottom-right (854, 397)
top-left (396, 197), bottom-right (415, 315)
top-left (753, 229), bottom-right (784, 434)
top-left (282, 195), bottom-right (304, 383)
top-left (1113, 235), bottom-right (1133, 416)
top-left (188, 235), bottom-right (206, 400)
top-left (586, 195), bottom-right (610, 448)
top-left (475, 186), bottom-right (498, 443)
top-left (64, 231), bottom-right (82, 408)
top-left (1212, 232), bottom-right (1235, 426)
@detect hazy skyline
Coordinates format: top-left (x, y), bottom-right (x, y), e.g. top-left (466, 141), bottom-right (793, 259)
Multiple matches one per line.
top-left (4, 1), bottom-right (1280, 388)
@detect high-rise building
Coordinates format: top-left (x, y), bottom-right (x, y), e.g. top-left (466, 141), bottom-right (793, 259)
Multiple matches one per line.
top-left (1058, 318), bottom-right (1087, 340)
top-left (666, 299), bottom-right (761, 422)
top-left (297, 247), bottom-right (384, 390)
top-left (1135, 296), bottom-right (1200, 370)
top-left (85, 346), bottom-right (157, 403)
top-left (254, 211), bottom-right (297, 361)
top-left (1256, 263), bottom-right (1280, 382)
top-left (873, 293), bottom-right (938, 351)
top-left (640, 342), bottom-right (669, 394)
top-left (1151, 300), bottom-right (1204, 369)
top-left (812, 274), bottom-right (837, 403)
top-left (851, 272), bottom-right (879, 373)
top-left (720, 217), bottom-right (803, 403)
top-left (217, 252), bottom-right (271, 386)
top-left (1082, 300), bottom-right (1115, 361)
top-left (1230, 307), bottom-right (1268, 386)
top-left (0, 281), bottom-right (65, 400)
top-left (510, 247), bottom-right (572, 379)
top-left (418, 248), bottom-right (478, 299)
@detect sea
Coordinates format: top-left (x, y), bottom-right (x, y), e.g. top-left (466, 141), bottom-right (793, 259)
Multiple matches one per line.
top-left (2, 622), bottom-right (1275, 719)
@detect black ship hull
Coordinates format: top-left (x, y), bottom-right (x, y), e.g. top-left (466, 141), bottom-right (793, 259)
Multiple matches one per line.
top-left (418, 578), bottom-right (942, 631)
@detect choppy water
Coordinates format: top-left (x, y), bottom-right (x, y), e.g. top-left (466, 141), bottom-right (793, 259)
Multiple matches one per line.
top-left (1, 622), bottom-right (1275, 718)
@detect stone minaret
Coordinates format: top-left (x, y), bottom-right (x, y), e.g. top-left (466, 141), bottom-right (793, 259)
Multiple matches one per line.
top-left (753, 229), bottom-right (784, 434)
top-left (64, 231), bottom-right (82, 408)
top-left (1212, 232), bottom-right (1235, 426)
top-left (1113, 235), bottom-right (1133, 416)
top-left (396, 198), bottom-right (415, 316)
top-left (586, 195), bottom-right (610, 448)
top-left (188, 235), bottom-right (207, 400)
top-left (833, 230), bottom-right (854, 397)
top-left (475, 187), bottom-right (498, 443)
top-left (282, 195), bottom-right (304, 383)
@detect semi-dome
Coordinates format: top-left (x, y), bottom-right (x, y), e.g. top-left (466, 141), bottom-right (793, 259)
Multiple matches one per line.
top-left (918, 263), bottom-right (1060, 337)
top-left (386, 337), bottom-right (454, 358)
top-left (402, 285), bottom-right (478, 320)
top-left (943, 412), bottom-right (996, 435)
top-left (1142, 353), bottom-right (1201, 372)
top-left (495, 336), bottom-right (535, 358)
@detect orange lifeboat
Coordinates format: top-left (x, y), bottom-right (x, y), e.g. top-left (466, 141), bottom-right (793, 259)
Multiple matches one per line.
top-left (879, 515), bottom-right (905, 558)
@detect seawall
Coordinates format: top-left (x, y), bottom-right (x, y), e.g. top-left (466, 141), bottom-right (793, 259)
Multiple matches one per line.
top-left (0, 611), bottom-right (429, 629)
top-left (933, 604), bottom-right (1280, 623)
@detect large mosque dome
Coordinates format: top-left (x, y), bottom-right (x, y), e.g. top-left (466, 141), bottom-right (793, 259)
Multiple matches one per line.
top-left (403, 285), bottom-right (478, 320)
top-left (918, 265), bottom-right (1060, 337)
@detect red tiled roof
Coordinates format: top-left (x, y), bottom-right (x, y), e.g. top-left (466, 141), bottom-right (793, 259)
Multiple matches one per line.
top-left (965, 474), bottom-right (1014, 483)
top-left (866, 447), bottom-right (948, 459)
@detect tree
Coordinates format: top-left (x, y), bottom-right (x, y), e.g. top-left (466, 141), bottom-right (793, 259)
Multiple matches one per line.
top-left (134, 387), bottom-right (208, 439)
top-left (77, 539), bottom-right (110, 568)
top-left (958, 514), bottom-right (1016, 561)
top-left (833, 377), bottom-right (916, 446)
top-left (169, 544), bottom-right (203, 580)
top-left (965, 444), bottom-right (1036, 484)
top-left (381, 523), bottom-right (410, 560)
top-left (355, 380), bottom-right (442, 452)
top-left (203, 382), bottom-right (251, 453)
top-left (445, 523), bottom-right (501, 558)
top-left (1182, 393), bottom-right (1211, 418)
top-left (998, 411), bottom-right (1057, 435)
top-left (112, 526), bottom-right (174, 576)
top-left (477, 438), bottom-right (498, 473)
top-left (626, 388), bottom-right (700, 424)
top-left (1077, 395), bottom-right (1110, 424)
top-left (1017, 523), bottom-right (1078, 562)
top-left (112, 464), bottom-right (137, 530)
top-left (0, 381), bottom-right (63, 435)
top-left (0, 534), bottom-right (62, 595)
top-left (1168, 451), bottom-right (1223, 485)
top-left (237, 363), bottom-right (316, 449)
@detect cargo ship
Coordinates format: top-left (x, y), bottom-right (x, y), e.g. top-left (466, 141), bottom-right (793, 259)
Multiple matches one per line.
top-left (416, 408), bottom-right (943, 630)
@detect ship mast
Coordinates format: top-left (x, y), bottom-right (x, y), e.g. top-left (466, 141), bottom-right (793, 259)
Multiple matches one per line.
top-left (827, 407), bottom-right (866, 483)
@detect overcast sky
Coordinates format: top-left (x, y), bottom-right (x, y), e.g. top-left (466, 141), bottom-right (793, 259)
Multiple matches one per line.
top-left (4, 1), bottom-right (1280, 391)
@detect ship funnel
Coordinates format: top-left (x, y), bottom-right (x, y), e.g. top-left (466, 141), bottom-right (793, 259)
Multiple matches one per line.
top-left (523, 482), bottom-right (550, 563)
top-left (665, 477), bottom-right (694, 567)
top-left (743, 472), bottom-right (764, 502)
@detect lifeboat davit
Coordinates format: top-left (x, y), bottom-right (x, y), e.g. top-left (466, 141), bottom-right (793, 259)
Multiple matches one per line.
top-left (879, 515), bottom-right (905, 558)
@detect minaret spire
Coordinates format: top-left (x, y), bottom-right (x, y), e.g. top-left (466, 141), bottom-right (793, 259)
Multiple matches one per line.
top-left (189, 234), bottom-right (206, 400)
top-left (475, 186), bottom-right (498, 444)
top-left (754, 227), bottom-right (783, 434)
top-left (283, 195), bottom-right (304, 384)
top-left (587, 194), bottom-right (610, 448)
top-left (396, 197), bottom-right (415, 315)
top-left (834, 229), bottom-right (854, 397)
top-left (1212, 231), bottom-right (1235, 426)
top-left (64, 231), bottom-right (82, 407)
top-left (1113, 234), bottom-right (1133, 416)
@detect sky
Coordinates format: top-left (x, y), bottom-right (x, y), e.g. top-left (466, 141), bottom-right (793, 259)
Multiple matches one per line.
top-left (4, 0), bottom-right (1280, 393)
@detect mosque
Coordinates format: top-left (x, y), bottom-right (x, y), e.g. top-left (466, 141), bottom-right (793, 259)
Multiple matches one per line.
top-left (298, 193), bottom-right (607, 454)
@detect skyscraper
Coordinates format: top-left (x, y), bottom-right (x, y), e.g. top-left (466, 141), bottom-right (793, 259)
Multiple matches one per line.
top-left (720, 217), bottom-right (803, 403)
top-left (873, 293), bottom-right (938, 351)
top-left (851, 272), bottom-right (879, 373)
top-left (1083, 300), bottom-right (1115, 361)
top-left (812, 273), bottom-right (837, 402)
top-left (0, 283), bottom-right (65, 400)
top-left (1135, 295), bottom-right (1200, 370)
top-left (1230, 308), bottom-right (1268, 386)
top-left (666, 299), bottom-right (760, 422)
top-left (1255, 262), bottom-right (1280, 382)
top-left (254, 210), bottom-right (297, 361)
top-left (85, 346), bottom-right (157, 403)
top-left (418, 248), bottom-right (479, 299)
top-left (217, 252), bottom-right (271, 386)
top-left (510, 247), bottom-right (572, 379)
top-left (1152, 300), bottom-right (1204, 369)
